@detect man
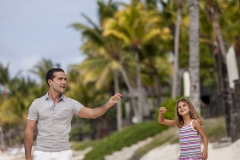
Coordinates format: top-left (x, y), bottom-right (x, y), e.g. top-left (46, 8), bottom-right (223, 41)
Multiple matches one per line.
top-left (24, 68), bottom-right (122, 160)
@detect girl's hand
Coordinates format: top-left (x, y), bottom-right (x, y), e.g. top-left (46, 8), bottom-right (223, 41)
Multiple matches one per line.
top-left (159, 107), bottom-right (167, 113)
top-left (202, 148), bottom-right (208, 160)
top-left (158, 107), bottom-right (175, 126)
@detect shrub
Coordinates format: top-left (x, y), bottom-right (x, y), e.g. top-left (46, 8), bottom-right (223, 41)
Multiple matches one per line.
top-left (153, 97), bottom-right (177, 121)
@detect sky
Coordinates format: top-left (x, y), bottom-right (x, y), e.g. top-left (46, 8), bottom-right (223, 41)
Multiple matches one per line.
top-left (0, 0), bottom-right (129, 81)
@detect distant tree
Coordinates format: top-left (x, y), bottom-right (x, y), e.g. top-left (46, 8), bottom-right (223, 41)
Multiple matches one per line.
top-left (103, 2), bottom-right (172, 121)
top-left (71, 0), bottom-right (123, 130)
top-left (171, 0), bottom-right (184, 99)
top-left (0, 63), bottom-right (20, 100)
top-left (205, 0), bottom-right (233, 137)
top-left (29, 58), bottom-right (60, 84)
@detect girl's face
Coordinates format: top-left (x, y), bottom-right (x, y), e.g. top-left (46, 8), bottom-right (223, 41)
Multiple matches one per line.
top-left (177, 101), bottom-right (190, 116)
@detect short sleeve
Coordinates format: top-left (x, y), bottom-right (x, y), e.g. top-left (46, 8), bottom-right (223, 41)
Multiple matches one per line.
top-left (27, 100), bottom-right (39, 121)
top-left (71, 99), bottom-right (83, 115)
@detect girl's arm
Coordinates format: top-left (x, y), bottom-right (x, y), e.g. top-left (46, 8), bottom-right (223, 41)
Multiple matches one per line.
top-left (193, 120), bottom-right (208, 160)
top-left (158, 107), bottom-right (176, 126)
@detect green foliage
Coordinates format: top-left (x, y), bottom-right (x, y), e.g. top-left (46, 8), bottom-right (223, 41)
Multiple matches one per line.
top-left (104, 105), bottom-right (117, 121)
top-left (153, 97), bottom-right (177, 121)
top-left (83, 120), bottom-right (167, 160)
top-left (199, 43), bottom-right (216, 90)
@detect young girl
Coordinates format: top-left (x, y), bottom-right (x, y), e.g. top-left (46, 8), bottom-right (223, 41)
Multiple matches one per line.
top-left (158, 98), bottom-right (208, 160)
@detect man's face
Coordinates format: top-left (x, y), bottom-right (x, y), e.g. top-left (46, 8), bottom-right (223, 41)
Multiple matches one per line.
top-left (48, 71), bottom-right (67, 93)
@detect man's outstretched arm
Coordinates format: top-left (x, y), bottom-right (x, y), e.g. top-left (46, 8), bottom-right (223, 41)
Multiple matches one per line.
top-left (24, 120), bottom-right (37, 160)
top-left (78, 93), bottom-right (122, 119)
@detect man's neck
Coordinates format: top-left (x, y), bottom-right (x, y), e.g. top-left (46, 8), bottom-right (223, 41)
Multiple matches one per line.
top-left (48, 90), bottom-right (62, 103)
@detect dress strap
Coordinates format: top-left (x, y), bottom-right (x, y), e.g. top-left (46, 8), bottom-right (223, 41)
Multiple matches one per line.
top-left (190, 119), bottom-right (197, 131)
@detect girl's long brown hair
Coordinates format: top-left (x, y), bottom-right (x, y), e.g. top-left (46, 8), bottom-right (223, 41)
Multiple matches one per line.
top-left (174, 98), bottom-right (203, 128)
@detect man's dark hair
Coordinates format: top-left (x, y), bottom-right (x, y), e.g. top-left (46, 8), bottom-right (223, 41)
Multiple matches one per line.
top-left (46, 68), bottom-right (64, 87)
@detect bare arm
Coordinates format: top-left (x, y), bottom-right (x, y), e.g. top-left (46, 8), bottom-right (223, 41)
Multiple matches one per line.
top-left (24, 120), bottom-right (37, 160)
top-left (193, 120), bottom-right (208, 160)
top-left (158, 107), bottom-right (176, 126)
top-left (78, 93), bottom-right (122, 119)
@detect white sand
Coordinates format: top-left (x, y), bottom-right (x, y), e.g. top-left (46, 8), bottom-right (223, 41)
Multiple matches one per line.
top-left (1, 139), bottom-right (239, 160)
top-left (140, 139), bottom-right (240, 160)
top-left (0, 153), bottom-right (24, 160)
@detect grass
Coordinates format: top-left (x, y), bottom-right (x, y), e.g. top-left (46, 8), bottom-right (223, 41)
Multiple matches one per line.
top-left (202, 116), bottom-right (227, 142)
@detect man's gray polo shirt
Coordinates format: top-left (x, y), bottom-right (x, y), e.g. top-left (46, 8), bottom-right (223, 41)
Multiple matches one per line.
top-left (27, 93), bottom-right (83, 152)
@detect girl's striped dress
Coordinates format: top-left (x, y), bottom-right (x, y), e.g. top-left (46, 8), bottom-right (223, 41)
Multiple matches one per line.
top-left (178, 119), bottom-right (202, 160)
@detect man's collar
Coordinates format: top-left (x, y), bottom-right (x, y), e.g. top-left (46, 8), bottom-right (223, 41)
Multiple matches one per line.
top-left (44, 92), bottom-right (65, 102)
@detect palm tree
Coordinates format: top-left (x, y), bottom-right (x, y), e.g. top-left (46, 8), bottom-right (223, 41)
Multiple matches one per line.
top-left (29, 58), bottom-right (60, 85)
top-left (158, 0), bottom-right (190, 99)
top-left (73, 1), bottom-right (173, 125)
top-left (171, 0), bottom-right (184, 99)
top-left (103, 2), bottom-right (172, 121)
top-left (0, 63), bottom-right (20, 149)
top-left (141, 49), bottom-right (172, 107)
top-left (0, 76), bottom-right (37, 146)
top-left (28, 58), bottom-right (61, 99)
top-left (0, 64), bottom-right (38, 146)
top-left (189, 0), bottom-right (200, 114)
top-left (97, 0), bottom-right (118, 25)
top-left (204, 0), bottom-right (233, 137)
top-left (1, 77), bottom-right (36, 123)
top-left (0, 63), bottom-right (20, 100)
top-left (102, 3), bottom-right (144, 121)
top-left (144, 0), bottom-right (157, 9)
top-left (0, 63), bottom-right (10, 101)
top-left (199, 3), bottom-right (222, 98)
top-left (114, 71), bottom-right (122, 130)
top-left (221, 0), bottom-right (240, 75)
top-left (71, 0), bottom-right (124, 130)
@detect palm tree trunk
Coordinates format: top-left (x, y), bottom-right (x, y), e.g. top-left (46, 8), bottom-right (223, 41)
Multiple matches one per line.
top-left (211, 41), bottom-right (223, 94)
top-left (3, 85), bottom-right (9, 100)
top-left (114, 71), bottom-right (122, 131)
top-left (117, 61), bottom-right (140, 121)
top-left (0, 127), bottom-right (5, 150)
top-left (118, 62), bottom-right (135, 93)
top-left (154, 74), bottom-right (162, 106)
top-left (233, 42), bottom-right (240, 76)
top-left (134, 51), bottom-right (143, 122)
top-left (189, 0), bottom-right (200, 114)
top-left (212, 20), bottom-right (233, 137)
top-left (171, 0), bottom-right (182, 99)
